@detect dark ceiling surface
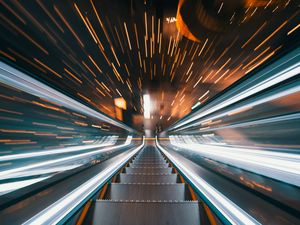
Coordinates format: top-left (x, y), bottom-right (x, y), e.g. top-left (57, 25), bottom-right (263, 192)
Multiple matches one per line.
top-left (0, 0), bottom-right (299, 130)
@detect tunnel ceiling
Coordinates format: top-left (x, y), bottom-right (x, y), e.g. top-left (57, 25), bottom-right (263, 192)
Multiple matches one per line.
top-left (0, 0), bottom-right (299, 130)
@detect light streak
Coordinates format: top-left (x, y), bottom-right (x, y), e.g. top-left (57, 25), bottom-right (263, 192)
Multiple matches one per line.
top-left (0, 176), bottom-right (51, 196)
top-left (88, 55), bottom-right (103, 74)
top-left (74, 3), bottom-right (97, 44)
top-left (54, 5), bottom-right (84, 48)
top-left (170, 47), bottom-right (300, 130)
top-left (287, 24), bottom-right (300, 35)
top-left (0, 50), bottom-right (16, 61)
top-left (0, 136), bottom-right (134, 181)
top-left (124, 22), bottom-right (132, 50)
top-left (0, 136), bottom-right (117, 161)
top-left (217, 2), bottom-right (223, 14)
top-left (0, 61), bottom-right (135, 132)
top-left (254, 20), bottom-right (287, 51)
top-left (34, 58), bottom-right (62, 78)
top-left (169, 135), bottom-right (300, 187)
top-left (242, 22), bottom-right (267, 48)
top-left (198, 38), bottom-right (208, 57)
top-left (36, 0), bottom-right (64, 33)
top-left (64, 68), bottom-right (82, 84)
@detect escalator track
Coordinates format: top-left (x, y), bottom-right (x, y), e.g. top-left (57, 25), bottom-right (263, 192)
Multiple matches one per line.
top-left (77, 142), bottom-right (212, 225)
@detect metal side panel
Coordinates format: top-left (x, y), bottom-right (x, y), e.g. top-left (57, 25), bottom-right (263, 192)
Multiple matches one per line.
top-left (106, 183), bottom-right (187, 200)
top-left (90, 200), bottom-right (201, 225)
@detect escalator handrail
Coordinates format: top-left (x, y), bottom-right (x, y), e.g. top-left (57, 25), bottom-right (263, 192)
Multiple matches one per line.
top-left (22, 137), bottom-right (145, 225)
top-left (156, 137), bottom-right (260, 225)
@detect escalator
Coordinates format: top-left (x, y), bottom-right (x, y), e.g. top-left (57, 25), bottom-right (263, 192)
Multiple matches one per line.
top-left (79, 143), bottom-right (203, 225)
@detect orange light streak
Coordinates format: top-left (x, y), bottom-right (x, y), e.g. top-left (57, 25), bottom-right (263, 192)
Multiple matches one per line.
top-left (54, 5), bottom-right (84, 47)
top-left (64, 68), bottom-right (83, 84)
top-left (242, 22), bottom-right (267, 49)
top-left (254, 20), bottom-right (287, 51)
top-left (34, 58), bottom-right (62, 78)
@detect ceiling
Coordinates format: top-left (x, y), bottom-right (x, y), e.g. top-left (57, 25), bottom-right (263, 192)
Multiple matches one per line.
top-left (0, 0), bottom-right (299, 131)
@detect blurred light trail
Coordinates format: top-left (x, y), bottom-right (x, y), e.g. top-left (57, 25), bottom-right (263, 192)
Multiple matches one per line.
top-left (187, 113), bottom-right (300, 133)
top-left (23, 138), bottom-right (145, 225)
top-left (0, 62), bottom-right (135, 133)
top-left (170, 135), bottom-right (300, 187)
top-left (0, 136), bottom-right (118, 162)
top-left (179, 82), bottom-right (300, 130)
top-left (191, 101), bottom-right (201, 110)
top-left (0, 176), bottom-right (51, 196)
top-left (156, 138), bottom-right (260, 225)
top-left (0, 165), bottom-right (81, 182)
top-left (170, 46), bottom-right (300, 131)
top-left (0, 136), bottom-right (133, 180)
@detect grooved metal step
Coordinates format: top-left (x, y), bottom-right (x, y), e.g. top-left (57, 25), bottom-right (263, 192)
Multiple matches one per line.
top-left (130, 165), bottom-right (170, 169)
top-left (106, 183), bottom-right (188, 200)
top-left (86, 145), bottom-right (200, 225)
top-left (87, 200), bottom-right (201, 225)
top-left (118, 174), bottom-right (178, 183)
top-left (130, 162), bottom-right (168, 167)
top-left (133, 158), bottom-right (166, 163)
top-left (125, 167), bottom-right (173, 174)
top-left (136, 153), bottom-right (162, 156)
top-left (135, 154), bottom-right (164, 157)
top-left (135, 155), bottom-right (163, 158)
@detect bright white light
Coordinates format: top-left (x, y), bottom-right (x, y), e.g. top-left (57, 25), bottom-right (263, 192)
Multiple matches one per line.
top-left (191, 101), bottom-right (201, 110)
top-left (143, 94), bottom-right (151, 119)
top-left (0, 165), bottom-right (82, 181)
top-left (0, 176), bottom-right (51, 196)
top-left (124, 135), bottom-right (133, 145)
top-left (166, 17), bottom-right (177, 23)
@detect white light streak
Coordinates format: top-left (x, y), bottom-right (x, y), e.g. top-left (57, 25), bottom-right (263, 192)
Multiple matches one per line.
top-left (0, 136), bottom-right (118, 162)
top-left (170, 135), bottom-right (300, 187)
top-left (0, 176), bottom-right (51, 196)
top-left (0, 136), bottom-right (133, 180)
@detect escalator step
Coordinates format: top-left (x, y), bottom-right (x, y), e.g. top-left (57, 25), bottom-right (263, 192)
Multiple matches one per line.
top-left (131, 160), bottom-right (166, 164)
top-left (89, 200), bottom-right (201, 225)
top-left (133, 159), bottom-right (166, 163)
top-left (125, 167), bottom-right (173, 174)
top-left (136, 154), bottom-right (163, 156)
top-left (118, 174), bottom-right (178, 183)
top-left (106, 183), bottom-right (187, 200)
top-left (135, 155), bottom-right (163, 157)
top-left (84, 146), bottom-right (200, 225)
top-left (129, 163), bottom-right (169, 168)
top-left (136, 153), bottom-right (162, 156)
